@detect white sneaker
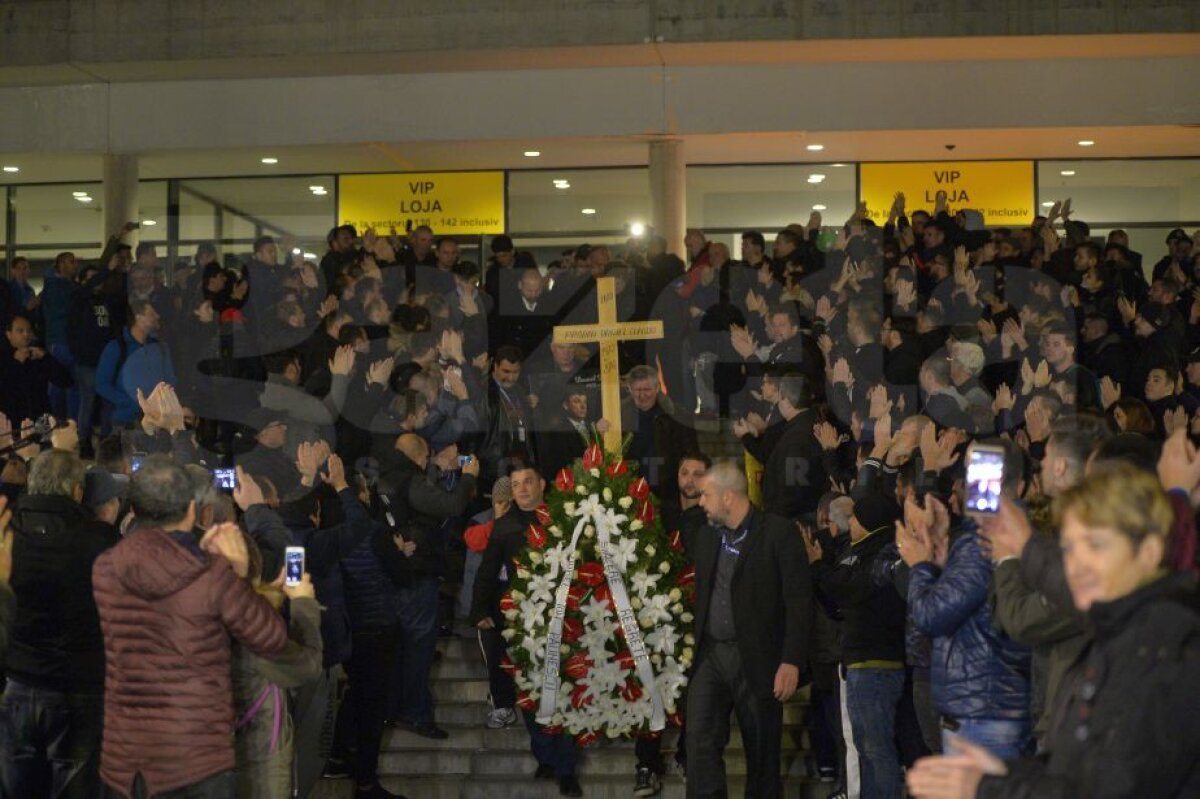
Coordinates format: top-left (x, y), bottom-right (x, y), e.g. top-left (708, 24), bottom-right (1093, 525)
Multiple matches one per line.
top-left (486, 707), bottom-right (518, 729)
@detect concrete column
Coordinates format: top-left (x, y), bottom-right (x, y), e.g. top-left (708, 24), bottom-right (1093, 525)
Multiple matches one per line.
top-left (648, 138), bottom-right (685, 258)
top-left (102, 153), bottom-right (139, 248)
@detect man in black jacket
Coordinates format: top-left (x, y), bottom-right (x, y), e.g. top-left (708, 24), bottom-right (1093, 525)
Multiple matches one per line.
top-left (621, 365), bottom-right (701, 497)
top-left (0, 314), bottom-right (73, 426)
top-left (536, 387), bottom-right (597, 481)
top-left (757, 373), bottom-right (826, 522)
top-left (0, 449), bottom-right (119, 798)
top-left (471, 461), bottom-right (582, 797)
top-left (379, 433), bottom-right (477, 740)
top-left (812, 493), bottom-right (908, 799)
top-left (687, 461), bottom-right (813, 799)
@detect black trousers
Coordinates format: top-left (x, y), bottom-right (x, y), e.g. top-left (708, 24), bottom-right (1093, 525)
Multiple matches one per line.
top-left (344, 627), bottom-right (398, 786)
top-left (685, 640), bottom-right (783, 799)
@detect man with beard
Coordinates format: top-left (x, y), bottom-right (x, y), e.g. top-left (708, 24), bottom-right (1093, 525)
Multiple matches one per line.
top-left (95, 299), bottom-right (177, 428)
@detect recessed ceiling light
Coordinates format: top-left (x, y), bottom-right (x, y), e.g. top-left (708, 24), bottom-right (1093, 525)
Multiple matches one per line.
top-left (72, 191), bottom-right (88, 197)
top-left (806, 144), bottom-right (825, 152)
top-left (812, 204), bottom-right (827, 211)
top-left (142, 219), bottom-right (157, 226)
top-left (76, 196), bottom-right (93, 203)
top-left (524, 151), bottom-right (541, 157)
top-left (303, 252), bottom-right (318, 261)
top-left (311, 188), bottom-right (328, 196)
top-left (807, 174), bottom-right (826, 183)
top-left (2, 166), bottom-right (18, 173)
top-left (581, 208), bottom-right (597, 215)
top-left (1060, 170), bottom-right (1076, 176)
top-left (1077, 140), bottom-right (1095, 147)
top-left (309, 185), bottom-right (324, 191)
top-left (553, 180), bottom-right (571, 189)
top-left (1041, 201), bottom-right (1055, 208)
top-left (831, 163), bottom-right (846, 167)
top-left (292, 248), bottom-right (303, 255)
top-left (629, 222), bottom-right (646, 237)
top-left (261, 157), bottom-right (279, 164)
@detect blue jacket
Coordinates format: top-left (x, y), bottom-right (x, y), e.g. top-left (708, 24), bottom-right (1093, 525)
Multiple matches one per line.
top-left (909, 526), bottom-right (1032, 721)
top-left (95, 329), bottom-right (178, 424)
top-left (40, 270), bottom-right (76, 346)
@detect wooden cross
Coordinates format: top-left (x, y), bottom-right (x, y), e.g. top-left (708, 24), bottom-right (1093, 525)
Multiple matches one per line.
top-left (552, 276), bottom-right (665, 453)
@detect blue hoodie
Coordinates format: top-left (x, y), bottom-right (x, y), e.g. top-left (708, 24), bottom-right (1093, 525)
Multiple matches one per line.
top-left (95, 328), bottom-right (177, 424)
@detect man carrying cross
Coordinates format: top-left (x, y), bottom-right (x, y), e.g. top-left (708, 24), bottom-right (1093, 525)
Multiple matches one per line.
top-left (552, 276), bottom-right (699, 496)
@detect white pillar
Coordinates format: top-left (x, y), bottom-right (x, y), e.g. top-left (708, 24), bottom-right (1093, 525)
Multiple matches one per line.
top-left (102, 154), bottom-right (139, 248)
top-left (648, 138), bottom-right (685, 258)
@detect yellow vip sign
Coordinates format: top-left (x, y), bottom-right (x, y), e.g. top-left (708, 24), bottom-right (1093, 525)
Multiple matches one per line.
top-left (338, 171), bottom-right (505, 235)
top-left (860, 161), bottom-right (1035, 227)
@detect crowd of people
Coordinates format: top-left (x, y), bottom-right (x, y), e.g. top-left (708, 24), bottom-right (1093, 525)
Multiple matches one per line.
top-left (0, 190), bottom-right (1197, 799)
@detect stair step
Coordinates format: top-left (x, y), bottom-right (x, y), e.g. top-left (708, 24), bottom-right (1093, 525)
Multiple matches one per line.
top-left (378, 747), bottom-right (474, 775)
top-left (432, 678), bottom-right (492, 704)
top-left (383, 723), bottom-right (804, 753)
top-left (468, 745), bottom-right (809, 778)
top-left (310, 774), bottom-right (836, 799)
top-left (431, 655), bottom-right (489, 679)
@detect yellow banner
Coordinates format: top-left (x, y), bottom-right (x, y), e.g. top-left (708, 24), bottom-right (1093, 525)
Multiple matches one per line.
top-left (338, 171), bottom-right (505, 235)
top-left (860, 161), bottom-right (1035, 227)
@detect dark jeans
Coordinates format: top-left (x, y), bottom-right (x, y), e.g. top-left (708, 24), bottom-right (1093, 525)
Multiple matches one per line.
top-left (0, 679), bottom-right (104, 799)
top-left (521, 709), bottom-right (578, 778)
top-left (107, 770), bottom-right (235, 799)
top-left (387, 576), bottom-right (440, 724)
top-left (686, 640), bottom-right (783, 799)
top-left (477, 627), bottom-right (516, 709)
top-left (74, 365), bottom-right (111, 446)
top-left (844, 668), bottom-right (905, 799)
top-left (345, 627), bottom-right (398, 786)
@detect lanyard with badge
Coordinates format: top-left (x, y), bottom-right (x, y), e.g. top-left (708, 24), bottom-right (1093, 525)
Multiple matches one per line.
top-left (496, 382), bottom-right (527, 443)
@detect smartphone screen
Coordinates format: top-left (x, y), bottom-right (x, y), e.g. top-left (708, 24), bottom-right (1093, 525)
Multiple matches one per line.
top-left (212, 467), bottom-right (238, 491)
top-left (130, 453), bottom-right (146, 472)
top-left (285, 547), bottom-right (305, 587)
top-left (965, 446), bottom-right (1005, 514)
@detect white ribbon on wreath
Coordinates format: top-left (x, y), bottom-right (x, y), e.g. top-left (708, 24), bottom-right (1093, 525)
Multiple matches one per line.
top-left (535, 494), bottom-right (668, 730)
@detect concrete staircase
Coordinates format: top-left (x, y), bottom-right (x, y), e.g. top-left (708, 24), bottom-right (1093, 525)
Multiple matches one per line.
top-left (310, 629), bottom-right (835, 799)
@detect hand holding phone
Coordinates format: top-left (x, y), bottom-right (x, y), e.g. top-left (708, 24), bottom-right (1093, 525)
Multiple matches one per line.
top-left (285, 547), bottom-right (305, 587)
top-left (965, 444), bottom-right (1005, 515)
top-left (212, 467), bottom-right (238, 491)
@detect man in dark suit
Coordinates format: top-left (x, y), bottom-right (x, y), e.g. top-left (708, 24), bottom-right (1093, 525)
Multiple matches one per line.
top-left (620, 365), bottom-right (700, 498)
top-left (536, 387), bottom-right (599, 480)
top-left (687, 462), bottom-right (814, 799)
top-left (753, 372), bottom-right (826, 522)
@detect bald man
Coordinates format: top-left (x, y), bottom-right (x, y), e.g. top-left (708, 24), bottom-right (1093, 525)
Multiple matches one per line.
top-left (377, 433), bottom-right (479, 739)
top-left (687, 461), bottom-right (813, 799)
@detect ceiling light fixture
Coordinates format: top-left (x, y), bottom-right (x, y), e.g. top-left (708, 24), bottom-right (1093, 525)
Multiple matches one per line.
top-left (806, 144), bottom-right (825, 152)
top-left (1077, 140), bottom-right (1095, 147)
top-left (831, 163), bottom-right (846, 167)
top-left (142, 219), bottom-right (157, 226)
top-left (72, 191), bottom-right (88, 197)
top-left (76, 196), bottom-right (93, 203)
top-left (311, 188), bottom-right (328, 196)
top-left (261, 157), bottom-right (279, 164)
top-left (807, 174), bottom-right (826, 183)
top-left (1060, 170), bottom-right (1076, 176)
top-left (292, 248), bottom-right (303, 255)
top-left (2, 166), bottom-right (18, 173)
top-left (812, 204), bottom-right (827, 211)
top-left (309, 185), bottom-right (324, 191)
top-left (303, 252), bottom-right (318, 261)
top-left (581, 208), bottom-right (597, 215)
top-left (629, 222), bottom-right (646, 237)
top-left (524, 151), bottom-right (541, 157)
top-left (1041, 201), bottom-right (1055, 208)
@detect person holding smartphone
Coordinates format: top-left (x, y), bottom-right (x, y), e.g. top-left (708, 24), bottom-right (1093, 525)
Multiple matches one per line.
top-left (900, 439), bottom-right (1033, 761)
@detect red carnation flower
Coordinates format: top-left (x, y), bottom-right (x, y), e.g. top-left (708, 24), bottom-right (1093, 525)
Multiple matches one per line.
top-left (555, 468), bottom-right (576, 492)
top-left (620, 679), bottom-right (643, 703)
top-left (627, 477), bottom-right (650, 501)
top-left (564, 652), bottom-right (592, 680)
top-left (636, 500), bottom-right (655, 525)
top-left (569, 682), bottom-right (593, 709)
top-left (575, 730), bottom-right (598, 748)
top-left (525, 524), bottom-right (548, 550)
top-left (565, 585), bottom-right (585, 612)
top-left (576, 561), bottom-right (605, 587)
top-left (582, 443), bottom-right (604, 470)
top-left (562, 616), bottom-right (583, 643)
top-left (605, 458), bottom-right (629, 477)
